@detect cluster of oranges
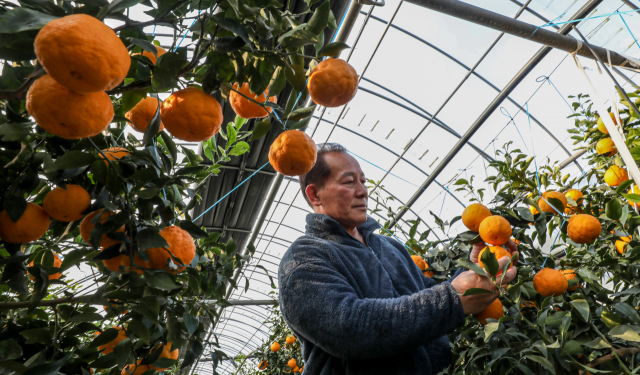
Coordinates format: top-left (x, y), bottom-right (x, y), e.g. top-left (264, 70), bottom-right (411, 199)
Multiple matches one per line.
top-left (263, 334), bottom-right (303, 373)
top-left (96, 327), bottom-right (178, 375)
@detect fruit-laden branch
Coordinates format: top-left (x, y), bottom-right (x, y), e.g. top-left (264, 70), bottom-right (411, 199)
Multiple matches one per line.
top-left (0, 65), bottom-right (46, 101)
top-left (579, 347), bottom-right (640, 374)
top-left (0, 293), bottom-right (100, 309)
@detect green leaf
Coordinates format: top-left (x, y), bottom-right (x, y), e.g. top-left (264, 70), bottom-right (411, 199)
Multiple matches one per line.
top-left (180, 340), bottom-right (204, 369)
top-left (214, 17), bottom-right (252, 49)
top-left (526, 355), bottom-right (556, 374)
top-left (461, 288), bottom-right (496, 296)
top-left (306, 0), bottom-right (330, 35)
top-left (22, 353), bottom-right (71, 375)
top-left (46, 151), bottom-right (95, 172)
top-left (616, 179), bottom-right (635, 196)
top-left (137, 227), bottom-right (168, 251)
top-left (583, 337), bottom-right (611, 349)
top-left (514, 207), bottom-right (534, 222)
top-left (147, 272), bottom-right (181, 290)
top-left (0, 339), bottom-right (22, 360)
top-left (614, 302), bottom-right (640, 324)
top-left (90, 328), bottom-right (119, 348)
top-left (229, 141), bottom-right (250, 156)
top-left (69, 312), bottom-right (103, 322)
top-left (60, 249), bottom-right (83, 271)
top-left (622, 192), bottom-right (640, 204)
top-left (562, 340), bottom-right (583, 356)
top-left (287, 105), bottom-right (316, 121)
top-left (268, 66), bottom-right (286, 97)
top-left (183, 313), bottom-right (199, 336)
top-left (151, 53), bottom-right (186, 92)
top-left (454, 259), bottom-right (487, 276)
top-left (127, 318), bottom-right (150, 344)
top-left (128, 37), bottom-right (157, 55)
top-left (608, 325), bottom-right (640, 342)
top-left (3, 195), bottom-right (26, 223)
top-left (0, 123), bottom-right (29, 141)
top-left (284, 64), bottom-right (306, 91)
top-left (0, 8), bottom-right (58, 33)
top-left (284, 28), bottom-right (320, 48)
top-left (570, 299), bottom-right (590, 322)
top-left (484, 322), bottom-right (499, 341)
top-left (114, 338), bottom-right (132, 370)
top-left (142, 101), bottom-right (162, 146)
top-left (601, 310), bottom-right (622, 328)
top-left (20, 328), bottom-right (52, 345)
top-left (212, 36), bottom-right (245, 53)
top-left (606, 198), bottom-right (622, 220)
top-left (179, 221), bottom-right (208, 239)
top-left (480, 246), bottom-right (499, 277)
top-left (106, 0), bottom-right (142, 14)
top-left (250, 118), bottom-right (272, 141)
top-left (226, 122), bottom-right (237, 145)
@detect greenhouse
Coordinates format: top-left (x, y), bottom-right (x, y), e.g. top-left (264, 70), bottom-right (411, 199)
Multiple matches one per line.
top-left (0, 0), bottom-right (640, 374)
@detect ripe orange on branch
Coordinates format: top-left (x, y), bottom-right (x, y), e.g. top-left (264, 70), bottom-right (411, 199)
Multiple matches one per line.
top-left (461, 203), bottom-right (491, 232)
top-left (538, 191), bottom-right (567, 214)
top-left (307, 58), bottom-right (358, 107)
top-left (34, 14), bottom-right (130, 94)
top-left (268, 130), bottom-right (317, 176)
top-left (411, 255), bottom-right (433, 277)
top-left (121, 359), bottom-right (151, 375)
top-left (97, 327), bottom-right (127, 354)
top-left (287, 359), bottom-right (297, 368)
top-left (230, 82), bottom-right (277, 119)
top-left (270, 342), bottom-right (281, 352)
top-left (29, 253), bottom-right (62, 279)
top-left (478, 216), bottom-right (512, 245)
top-left (564, 189), bottom-right (584, 214)
top-left (597, 112), bottom-right (618, 134)
top-left (474, 298), bottom-right (503, 325)
top-left (616, 235), bottom-right (631, 255)
top-left (563, 269), bottom-right (580, 291)
top-left (134, 45), bottom-right (167, 65)
top-left (258, 361), bottom-right (269, 370)
top-left (43, 185), bottom-right (91, 222)
top-left (604, 165), bottom-right (628, 187)
top-left (161, 87), bottom-right (223, 141)
top-left (125, 97), bottom-right (164, 133)
top-left (533, 268), bottom-right (568, 297)
top-left (0, 202), bottom-right (51, 244)
top-left (80, 209), bottom-right (125, 249)
top-left (150, 342), bottom-right (179, 371)
top-left (26, 75), bottom-right (114, 139)
top-left (596, 138), bottom-right (617, 156)
top-left (567, 214), bottom-right (601, 244)
top-left (286, 335), bottom-right (296, 344)
top-left (100, 147), bottom-right (130, 166)
top-left (123, 226), bottom-right (195, 274)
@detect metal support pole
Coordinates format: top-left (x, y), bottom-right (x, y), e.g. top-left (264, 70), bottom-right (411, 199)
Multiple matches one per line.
top-left (399, 0), bottom-right (639, 70)
top-left (387, 0), bottom-right (602, 229)
top-left (203, 299), bottom-right (278, 306)
top-left (559, 149), bottom-right (588, 170)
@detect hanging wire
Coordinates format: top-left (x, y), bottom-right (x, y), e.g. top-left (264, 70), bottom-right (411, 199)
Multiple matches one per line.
top-left (536, 75), bottom-right (574, 112)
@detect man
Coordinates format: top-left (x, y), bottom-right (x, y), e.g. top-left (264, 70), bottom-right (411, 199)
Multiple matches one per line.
top-left (278, 143), bottom-right (518, 375)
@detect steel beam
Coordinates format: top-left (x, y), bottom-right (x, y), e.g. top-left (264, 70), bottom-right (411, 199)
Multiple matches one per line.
top-left (400, 0), bottom-right (638, 71)
top-left (387, 0), bottom-right (602, 228)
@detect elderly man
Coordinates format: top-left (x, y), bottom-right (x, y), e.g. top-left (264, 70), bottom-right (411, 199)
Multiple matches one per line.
top-left (278, 143), bottom-right (517, 375)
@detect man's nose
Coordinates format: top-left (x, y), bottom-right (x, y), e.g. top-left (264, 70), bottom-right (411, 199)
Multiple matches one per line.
top-left (356, 180), bottom-right (368, 198)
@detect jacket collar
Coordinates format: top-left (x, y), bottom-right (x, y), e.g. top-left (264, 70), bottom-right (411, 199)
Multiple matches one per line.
top-left (305, 213), bottom-right (381, 246)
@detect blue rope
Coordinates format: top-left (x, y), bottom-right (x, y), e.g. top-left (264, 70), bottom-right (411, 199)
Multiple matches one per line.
top-left (535, 8), bottom-right (640, 29)
top-left (174, 10), bottom-right (202, 51)
top-left (618, 10), bottom-right (640, 52)
top-left (379, 226), bottom-right (412, 250)
top-left (193, 161), bottom-right (270, 221)
top-left (331, 2), bottom-right (350, 43)
top-left (500, 107), bottom-right (531, 154)
top-left (536, 76), bottom-right (574, 113)
top-left (541, 217), bottom-right (567, 268)
top-left (439, 189), bottom-right (447, 217)
top-left (528, 12), bottom-right (566, 39)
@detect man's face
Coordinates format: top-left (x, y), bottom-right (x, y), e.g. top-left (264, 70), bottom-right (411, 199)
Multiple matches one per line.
top-left (310, 152), bottom-right (368, 228)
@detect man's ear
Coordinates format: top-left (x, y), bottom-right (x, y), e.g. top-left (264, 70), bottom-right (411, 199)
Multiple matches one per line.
top-left (306, 184), bottom-right (322, 207)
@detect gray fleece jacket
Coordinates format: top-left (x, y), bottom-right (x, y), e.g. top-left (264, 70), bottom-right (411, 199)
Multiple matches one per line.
top-left (278, 214), bottom-right (466, 375)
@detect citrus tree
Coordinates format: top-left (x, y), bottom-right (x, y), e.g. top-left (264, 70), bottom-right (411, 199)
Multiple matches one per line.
top-left (0, 0), bottom-right (347, 372)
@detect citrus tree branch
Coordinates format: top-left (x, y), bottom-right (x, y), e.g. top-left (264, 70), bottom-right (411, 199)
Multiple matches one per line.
top-left (112, 0), bottom-right (189, 32)
top-left (0, 64), bottom-right (45, 101)
top-left (580, 347), bottom-right (640, 374)
top-left (0, 293), bottom-right (101, 309)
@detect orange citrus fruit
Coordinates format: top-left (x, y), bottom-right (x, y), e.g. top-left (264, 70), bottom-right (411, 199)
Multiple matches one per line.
top-left (293, 366), bottom-right (300, 373)
top-left (102, 251), bottom-right (126, 272)
top-left (477, 246), bottom-right (513, 275)
top-left (307, 58), bottom-right (358, 107)
top-left (521, 300), bottom-right (538, 309)
top-left (563, 269), bottom-right (579, 291)
top-left (411, 255), bottom-right (433, 277)
top-left (616, 235), bottom-right (631, 255)
top-left (150, 342), bottom-right (179, 371)
top-left (26, 74), bottom-right (114, 139)
top-left (538, 191), bottom-right (567, 214)
top-left (285, 335), bottom-right (296, 344)
top-left (478, 216), bottom-right (512, 246)
top-left (567, 214), bottom-right (601, 244)
top-left (0, 202), bottom-right (50, 244)
top-left (533, 268), bottom-right (568, 297)
top-left (43, 184), bottom-right (91, 222)
top-left (98, 327), bottom-right (127, 354)
top-left (270, 342), bottom-right (280, 352)
top-left (125, 97), bottom-right (164, 133)
top-left (287, 359), bottom-right (297, 368)
top-left (80, 209), bottom-right (125, 249)
top-left (596, 138), bottom-right (617, 156)
top-left (474, 298), bottom-right (504, 325)
top-left (134, 45), bottom-right (167, 65)
top-left (29, 253), bottom-right (62, 279)
top-left (461, 203), bottom-right (492, 232)
top-left (564, 189), bottom-right (584, 214)
top-left (597, 112), bottom-right (618, 134)
top-left (230, 82), bottom-right (277, 119)
top-left (34, 14), bottom-right (130, 93)
top-left (161, 87), bottom-right (223, 141)
top-left (258, 361), bottom-right (268, 370)
top-left (268, 130), bottom-right (317, 176)
top-left (123, 226), bottom-right (195, 274)
top-left (100, 147), bottom-right (130, 166)
top-left (604, 165), bottom-right (628, 187)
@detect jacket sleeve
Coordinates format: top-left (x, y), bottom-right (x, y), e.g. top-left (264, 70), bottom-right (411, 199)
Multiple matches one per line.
top-left (278, 241), bottom-right (466, 360)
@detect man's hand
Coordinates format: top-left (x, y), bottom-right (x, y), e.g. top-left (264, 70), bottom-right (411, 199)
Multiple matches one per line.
top-left (470, 240), bottom-right (519, 265)
top-left (451, 257), bottom-right (517, 315)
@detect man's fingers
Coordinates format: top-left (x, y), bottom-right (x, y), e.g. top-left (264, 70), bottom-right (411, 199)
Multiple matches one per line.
top-left (496, 256), bottom-right (511, 270)
top-left (500, 266), bottom-right (517, 285)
